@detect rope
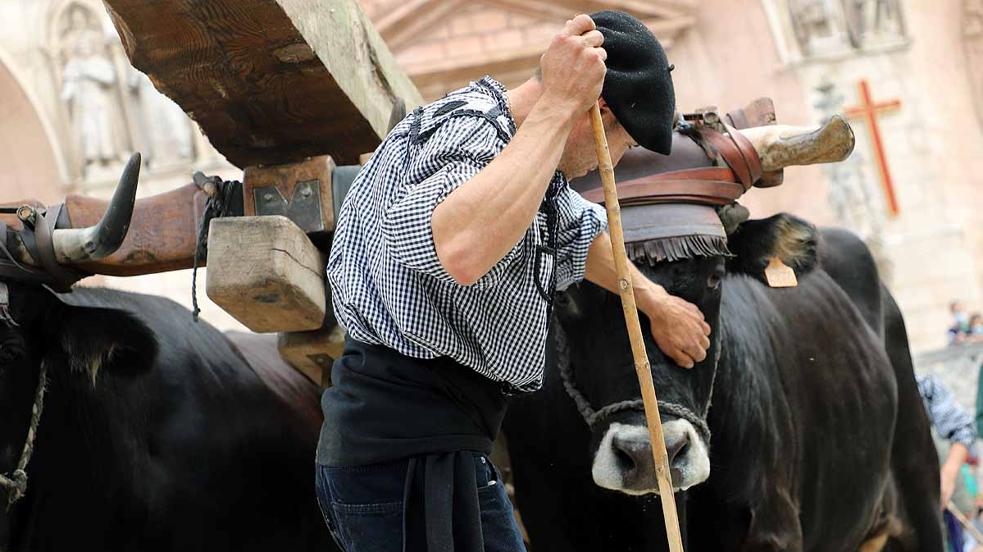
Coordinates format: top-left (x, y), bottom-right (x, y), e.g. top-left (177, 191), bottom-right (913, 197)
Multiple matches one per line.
top-left (553, 323), bottom-right (712, 445)
top-left (190, 175), bottom-right (242, 321)
top-left (0, 360), bottom-right (48, 507)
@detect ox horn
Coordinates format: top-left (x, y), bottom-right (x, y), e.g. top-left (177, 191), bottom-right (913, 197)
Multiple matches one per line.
top-left (739, 115), bottom-right (855, 172)
top-left (52, 153), bottom-right (141, 264)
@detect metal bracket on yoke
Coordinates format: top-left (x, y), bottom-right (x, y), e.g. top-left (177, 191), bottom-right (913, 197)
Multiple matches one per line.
top-left (242, 155), bottom-right (336, 248)
top-left (682, 106), bottom-right (727, 133)
top-left (253, 180), bottom-right (325, 233)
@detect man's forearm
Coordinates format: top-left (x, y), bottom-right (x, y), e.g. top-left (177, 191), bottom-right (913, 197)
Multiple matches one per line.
top-left (432, 100), bottom-right (576, 285)
top-left (944, 442), bottom-right (970, 475)
top-left (584, 231), bottom-right (711, 369)
top-left (585, 231), bottom-right (666, 307)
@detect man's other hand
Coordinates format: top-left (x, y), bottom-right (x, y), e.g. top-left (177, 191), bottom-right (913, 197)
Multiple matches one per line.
top-left (643, 290), bottom-right (711, 369)
top-left (539, 13), bottom-right (606, 117)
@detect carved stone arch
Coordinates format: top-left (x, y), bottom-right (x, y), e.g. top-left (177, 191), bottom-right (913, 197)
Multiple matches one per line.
top-left (0, 48), bottom-right (66, 203)
top-left (965, 0), bottom-right (983, 129)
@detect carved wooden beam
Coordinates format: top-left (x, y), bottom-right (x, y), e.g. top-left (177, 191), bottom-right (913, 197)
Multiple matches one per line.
top-left (102, 0), bottom-right (423, 166)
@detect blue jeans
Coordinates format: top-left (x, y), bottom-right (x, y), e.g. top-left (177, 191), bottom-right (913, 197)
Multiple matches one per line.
top-left (315, 453), bottom-right (526, 552)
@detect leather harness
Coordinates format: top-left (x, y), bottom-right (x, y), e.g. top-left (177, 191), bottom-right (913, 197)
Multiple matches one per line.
top-left (580, 118), bottom-right (766, 208)
top-left (0, 205), bottom-right (84, 292)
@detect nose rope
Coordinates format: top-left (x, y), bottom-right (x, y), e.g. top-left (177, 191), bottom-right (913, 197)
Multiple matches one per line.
top-left (553, 324), bottom-right (712, 445)
top-left (0, 360), bottom-right (48, 507)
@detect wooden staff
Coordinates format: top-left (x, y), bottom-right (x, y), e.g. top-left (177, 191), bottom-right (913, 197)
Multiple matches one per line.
top-left (589, 102), bottom-right (685, 551)
top-left (947, 502), bottom-right (983, 544)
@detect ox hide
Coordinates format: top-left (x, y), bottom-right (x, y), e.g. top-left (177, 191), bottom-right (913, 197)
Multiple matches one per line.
top-left (0, 283), bottom-right (335, 551)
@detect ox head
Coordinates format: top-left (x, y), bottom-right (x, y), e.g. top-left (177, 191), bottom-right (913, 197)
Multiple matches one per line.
top-left (0, 155), bottom-right (147, 512)
top-left (562, 117), bottom-right (849, 496)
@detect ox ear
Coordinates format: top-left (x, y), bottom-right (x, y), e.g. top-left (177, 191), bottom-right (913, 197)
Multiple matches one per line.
top-left (49, 306), bottom-right (158, 383)
top-left (726, 213), bottom-right (819, 283)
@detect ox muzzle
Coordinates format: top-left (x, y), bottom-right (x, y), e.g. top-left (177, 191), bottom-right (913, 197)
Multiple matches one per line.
top-left (592, 418), bottom-right (710, 495)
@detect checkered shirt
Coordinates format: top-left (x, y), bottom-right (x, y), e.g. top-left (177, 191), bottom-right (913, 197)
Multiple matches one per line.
top-left (326, 77), bottom-right (607, 392)
top-left (917, 373), bottom-right (977, 448)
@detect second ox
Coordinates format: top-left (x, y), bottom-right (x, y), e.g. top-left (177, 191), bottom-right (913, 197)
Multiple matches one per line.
top-left (503, 111), bottom-right (942, 551)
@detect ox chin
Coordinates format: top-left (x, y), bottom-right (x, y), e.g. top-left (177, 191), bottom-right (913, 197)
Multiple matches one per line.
top-left (591, 420), bottom-right (710, 495)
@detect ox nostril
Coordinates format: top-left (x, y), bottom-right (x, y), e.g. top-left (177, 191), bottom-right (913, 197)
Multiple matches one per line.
top-left (613, 444), bottom-right (636, 473)
top-left (611, 433), bottom-right (648, 474)
top-left (666, 432), bottom-right (690, 465)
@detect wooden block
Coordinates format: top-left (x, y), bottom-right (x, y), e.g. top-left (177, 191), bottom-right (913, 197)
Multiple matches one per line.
top-left (206, 216), bottom-right (326, 332)
top-left (103, 0), bottom-right (423, 166)
top-left (243, 156), bottom-right (336, 241)
top-left (277, 323), bottom-right (346, 387)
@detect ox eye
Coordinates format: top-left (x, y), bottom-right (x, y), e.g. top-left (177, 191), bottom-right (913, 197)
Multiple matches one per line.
top-left (707, 272), bottom-right (722, 290)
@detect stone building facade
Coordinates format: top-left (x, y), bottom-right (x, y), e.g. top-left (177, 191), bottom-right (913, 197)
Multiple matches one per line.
top-left (0, 0), bottom-right (979, 351)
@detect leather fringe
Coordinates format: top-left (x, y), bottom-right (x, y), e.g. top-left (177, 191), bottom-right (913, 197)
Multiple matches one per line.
top-left (626, 234), bottom-right (732, 266)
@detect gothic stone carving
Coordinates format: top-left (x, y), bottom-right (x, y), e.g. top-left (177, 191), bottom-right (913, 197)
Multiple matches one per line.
top-left (58, 5), bottom-right (127, 175)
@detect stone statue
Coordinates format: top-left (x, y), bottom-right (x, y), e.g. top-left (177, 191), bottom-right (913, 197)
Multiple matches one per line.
top-left (966, 0), bottom-right (983, 128)
top-left (788, 0), bottom-right (837, 55)
top-left (842, 0), bottom-right (906, 48)
top-left (59, 7), bottom-right (124, 174)
top-left (127, 69), bottom-right (195, 167)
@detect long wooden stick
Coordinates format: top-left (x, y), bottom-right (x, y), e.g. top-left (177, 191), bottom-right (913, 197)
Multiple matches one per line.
top-left (947, 502), bottom-right (983, 544)
top-left (589, 103), bottom-right (685, 551)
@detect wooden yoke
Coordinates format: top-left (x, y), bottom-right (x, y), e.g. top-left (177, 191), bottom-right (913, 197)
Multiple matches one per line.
top-left (69, 184), bottom-right (209, 276)
top-left (0, 185), bottom-right (208, 277)
top-left (206, 156), bottom-right (337, 333)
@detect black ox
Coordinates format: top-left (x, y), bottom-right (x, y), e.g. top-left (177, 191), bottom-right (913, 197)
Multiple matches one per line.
top-left (0, 158), bottom-right (335, 551)
top-left (504, 136), bottom-right (942, 551)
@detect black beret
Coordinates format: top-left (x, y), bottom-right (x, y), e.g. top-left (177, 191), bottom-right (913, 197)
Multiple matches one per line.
top-left (592, 10), bottom-right (676, 155)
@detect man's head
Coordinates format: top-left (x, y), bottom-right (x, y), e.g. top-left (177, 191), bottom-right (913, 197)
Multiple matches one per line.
top-left (511, 11), bottom-right (674, 178)
top-left (558, 99), bottom-right (636, 179)
top-left (558, 11), bottom-right (675, 178)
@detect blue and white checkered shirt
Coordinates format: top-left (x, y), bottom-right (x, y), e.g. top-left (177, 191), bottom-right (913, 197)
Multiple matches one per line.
top-left (326, 77), bottom-right (607, 391)
top-left (916, 373), bottom-right (977, 448)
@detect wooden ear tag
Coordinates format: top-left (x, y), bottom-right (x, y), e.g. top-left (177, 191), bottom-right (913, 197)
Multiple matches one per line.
top-left (765, 257), bottom-right (798, 288)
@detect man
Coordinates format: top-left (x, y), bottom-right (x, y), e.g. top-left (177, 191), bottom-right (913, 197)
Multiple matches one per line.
top-left (916, 373), bottom-right (979, 551)
top-left (316, 11), bottom-right (711, 551)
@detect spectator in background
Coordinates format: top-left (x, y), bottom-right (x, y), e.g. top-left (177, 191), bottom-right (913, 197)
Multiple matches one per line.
top-left (968, 313), bottom-right (983, 344)
top-left (919, 373), bottom-right (978, 506)
top-left (917, 373), bottom-right (979, 551)
top-left (951, 301), bottom-right (972, 345)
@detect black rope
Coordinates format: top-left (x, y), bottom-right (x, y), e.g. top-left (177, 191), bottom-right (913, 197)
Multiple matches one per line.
top-left (190, 174), bottom-right (242, 321)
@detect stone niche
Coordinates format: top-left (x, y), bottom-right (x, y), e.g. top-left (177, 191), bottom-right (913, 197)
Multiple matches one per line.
top-left (49, 0), bottom-right (200, 186)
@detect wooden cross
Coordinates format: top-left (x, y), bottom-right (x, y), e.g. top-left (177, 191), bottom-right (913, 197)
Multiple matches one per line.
top-left (843, 79), bottom-right (902, 216)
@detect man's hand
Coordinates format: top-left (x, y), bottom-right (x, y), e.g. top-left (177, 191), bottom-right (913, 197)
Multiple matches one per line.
top-left (539, 14), bottom-right (606, 117)
top-left (640, 287), bottom-right (712, 369)
top-left (584, 232), bottom-right (711, 368)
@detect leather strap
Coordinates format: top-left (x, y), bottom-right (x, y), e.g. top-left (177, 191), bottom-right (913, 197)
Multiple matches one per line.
top-left (582, 168), bottom-right (745, 207)
top-left (0, 205), bottom-right (83, 291)
top-left (33, 205), bottom-right (83, 291)
top-left (700, 125), bottom-right (762, 190)
top-left (726, 98), bottom-right (783, 188)
top-left (579, 124), bottom-right (766, 208)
